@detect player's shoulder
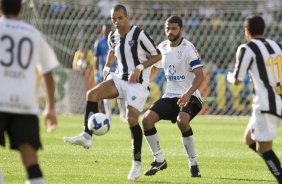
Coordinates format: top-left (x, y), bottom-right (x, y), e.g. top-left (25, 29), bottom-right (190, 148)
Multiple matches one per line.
top-left (0, 17), bottom-right (42, 36)
top-left (158, 40), bottom-right (169, 49)
top-left (180, 38), bottom-right (195, 48)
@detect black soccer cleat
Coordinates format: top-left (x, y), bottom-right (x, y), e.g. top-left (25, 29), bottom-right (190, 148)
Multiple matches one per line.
top-left (190, 165), bottom-right (201, 177)
top-left (144, 160), bottom-right (168, 176)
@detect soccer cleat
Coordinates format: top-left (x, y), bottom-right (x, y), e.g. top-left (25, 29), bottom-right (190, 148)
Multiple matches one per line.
top-left (190, 165), bottom-right (201, 177)
top-left (144, 160), bottom-right (167, 176)
top-left (63, 133), bottom-right (92, 149)
top-left (128, 160), bottom-right (141, 181)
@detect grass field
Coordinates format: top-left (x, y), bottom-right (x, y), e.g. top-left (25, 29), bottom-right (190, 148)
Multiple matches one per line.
top-left (1, 115), bottom-right (280, 184)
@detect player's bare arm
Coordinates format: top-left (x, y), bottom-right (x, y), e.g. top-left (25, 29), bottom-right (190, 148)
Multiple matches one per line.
top-left (177, 67), bottom-right (204, 108)
top-left (129, 54), bottom-right (162, 83)
top-left (150, 66), bottom-right (160, 82)
top-left (43, 71), bottom-right (57, 132)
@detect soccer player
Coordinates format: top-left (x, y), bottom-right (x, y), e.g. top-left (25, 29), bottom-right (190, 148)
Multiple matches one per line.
top-left (227, 15), bottom-right (282, 183)
top-left (63, 4), bottom-right (161, 181)
top-left (94, 24), bottom-right (126, 122)
top-left (142, 15), bottom-right (203, 177)
top-left (0, 0), bottom-right (59, 184)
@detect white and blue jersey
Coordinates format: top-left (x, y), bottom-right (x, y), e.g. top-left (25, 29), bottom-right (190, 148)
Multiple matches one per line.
top-left (155, 37), bottom-right (203, 99)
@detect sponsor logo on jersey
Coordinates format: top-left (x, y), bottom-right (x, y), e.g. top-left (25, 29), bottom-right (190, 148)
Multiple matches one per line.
top-left (168, 65), bottom-right (176, 75)
top-left (167, 75), bottom-right (185, 81)
top-left (167, 65), bottom-right (185, 81)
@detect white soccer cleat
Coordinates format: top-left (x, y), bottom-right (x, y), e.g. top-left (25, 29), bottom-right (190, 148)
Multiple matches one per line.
top-left (128, 160), bottom-right (141, 181)
top-left (63, 132), bottom-right (92, 149)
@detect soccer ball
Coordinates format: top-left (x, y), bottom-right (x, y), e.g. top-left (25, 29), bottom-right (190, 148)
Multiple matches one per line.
top-left (87, 113), bottom-right (110, 136)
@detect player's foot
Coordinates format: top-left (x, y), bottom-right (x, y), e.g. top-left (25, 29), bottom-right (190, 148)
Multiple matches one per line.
top-left (128, 160), bottom-right (141, 181)
top-left (190, 165), bottom-right (201, 177)
top-left (144, 160), bottom-right (167, 176)
top-left (63, 132), bottom-right (92, 149)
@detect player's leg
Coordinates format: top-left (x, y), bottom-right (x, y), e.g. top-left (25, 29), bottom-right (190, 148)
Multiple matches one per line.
top-left (127, 105), bottom-right (143, 181)
top-left (142, 109), bottom-right (167, 176)
top-left (247, 111), bottom-right (282, 183)
top-left (244, 126), bottom-right (257, 152)
top-left (126, 83), bottom-right (149, 181)
top-left (257, 141), bottom-right (282, 183)
top-left (10, 115), bottom-right (44, 184)
top-left (143, 98), bottom-right (179, 176)
top-left (63, 79), bottom-right (119, 148)
top-left (103, 99), bottom-right (112, 118)
top-left (177, 96), bottom-right (202, 177)
top-left (117, 98), bottom-right (127, 122)
top-left (19, 144), bottom-right (44, 184)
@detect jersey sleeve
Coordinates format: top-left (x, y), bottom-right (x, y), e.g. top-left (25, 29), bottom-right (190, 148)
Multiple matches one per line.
top-left (37, 33), bottom-right (60, 74)
top-left (233, 44), bottom-right (253, 82)
top-left (187, 42), bottom-right (202, 70)
top-left (139, 30), bottom-right (160, 56)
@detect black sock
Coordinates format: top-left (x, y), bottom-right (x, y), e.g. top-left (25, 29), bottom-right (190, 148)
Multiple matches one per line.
top-left (249, 143), bottom-right (257, 152)
top-left (130, 124), bottom-right (143, 162)
top-left (144, 127), bottom-right (157, 136)
top-left (84, 101), bottom-right (98, 135)
top-left (262, 150), bottom-right (282, 183)
top-left (182, 128), bottom-right (193, 137)
top-left (26, 164), bottom-right (43, 179)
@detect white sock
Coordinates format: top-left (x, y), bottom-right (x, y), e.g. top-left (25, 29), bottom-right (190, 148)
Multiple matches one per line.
top-left (103, 99), bottom-right (112, 118)
top-left (117, 99), bottom-right (126, 121)
top-left (145, 133), bottom-right (164, 162)
top-left (25, 177), bottom-right (44, 184)
top-left (0, 171), bottom-right (4, 184)
top-left (182, 135), bottom-right (197, 167)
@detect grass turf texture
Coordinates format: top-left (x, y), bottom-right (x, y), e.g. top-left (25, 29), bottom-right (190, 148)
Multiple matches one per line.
top-left (1, 115), bottom-right (280, 184)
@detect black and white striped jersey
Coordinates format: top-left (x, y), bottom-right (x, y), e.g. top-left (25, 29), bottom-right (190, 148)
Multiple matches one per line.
top-left (234, 38), bottom-right (282, 117)
top-left (108, 25), bottom-right (160, 87)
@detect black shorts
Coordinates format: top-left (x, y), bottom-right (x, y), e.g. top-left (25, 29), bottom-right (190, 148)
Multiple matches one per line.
top-left (150, 96), bottom-right (202, 123)
top-left (0, 112), bottom-right (42, 150)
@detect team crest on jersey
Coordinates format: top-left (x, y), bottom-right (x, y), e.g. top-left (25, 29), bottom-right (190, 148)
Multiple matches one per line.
top-left (168, 65), bottom-right (176, 75)
top-left (128, 40), bottom-right (135, 47)
top-left (177, 51), bottom-right (184, 60)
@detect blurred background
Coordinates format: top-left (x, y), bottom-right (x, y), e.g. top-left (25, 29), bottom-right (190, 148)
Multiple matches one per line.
top-left (21, 0), bottom-right (282, 115)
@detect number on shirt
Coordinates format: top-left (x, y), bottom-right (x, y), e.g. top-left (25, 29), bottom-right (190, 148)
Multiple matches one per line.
top-left (0, 35), bottom-right (33, 69)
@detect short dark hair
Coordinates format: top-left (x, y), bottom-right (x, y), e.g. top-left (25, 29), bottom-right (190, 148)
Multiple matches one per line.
top-left (244, 15), bottom-right (265, 36)
top-left (112, 4), bottom-right (127, 16)
top-left (166, 15), bottom-right (183, 28)
top-left (1, 0), bottom-right (22, 16)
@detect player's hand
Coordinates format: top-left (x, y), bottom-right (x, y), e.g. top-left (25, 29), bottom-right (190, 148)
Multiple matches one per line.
top-left (177, 93), bottom-right (191, 108)
top-left (103, 70), bottom-right (109, 79)
top-left (227, 72), bottom-right (235, 84)
top-left (128, 68), bottom-right (141, 83)
top-left (43, 108), bottom-right (58, 133)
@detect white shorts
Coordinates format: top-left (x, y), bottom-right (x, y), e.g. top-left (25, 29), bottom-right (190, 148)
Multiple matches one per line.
top-left (247, 109), bottom-right (281, 142)
top-left (110, 73), bottom-right (149, 112)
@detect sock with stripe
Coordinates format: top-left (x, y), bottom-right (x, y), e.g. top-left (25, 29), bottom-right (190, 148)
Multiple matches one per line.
top-left (144, 127), bottom-right (164, 163)
top-left (182, 129), bottom-right (197, 167)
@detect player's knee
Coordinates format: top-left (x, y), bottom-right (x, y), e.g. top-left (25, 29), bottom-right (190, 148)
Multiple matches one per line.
top-left (86, 88), bottom-right (99, 101)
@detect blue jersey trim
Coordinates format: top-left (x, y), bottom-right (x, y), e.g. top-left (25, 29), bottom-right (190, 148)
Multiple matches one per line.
top-left (190, 59), bottom-right (201, 68)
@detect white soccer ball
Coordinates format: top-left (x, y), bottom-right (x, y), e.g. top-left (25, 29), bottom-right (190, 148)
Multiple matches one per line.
top-left (87, 113), bottom-right (110, 136)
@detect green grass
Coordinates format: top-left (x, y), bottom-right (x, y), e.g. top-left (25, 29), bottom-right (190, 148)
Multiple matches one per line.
top-left (1, 115), bottom-right (280, 184)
